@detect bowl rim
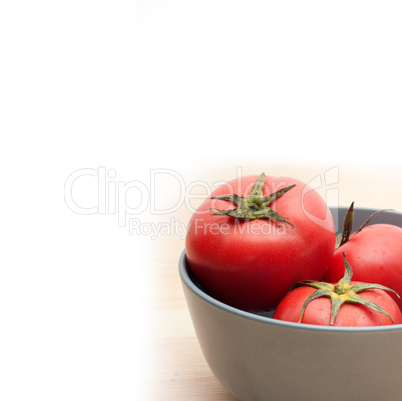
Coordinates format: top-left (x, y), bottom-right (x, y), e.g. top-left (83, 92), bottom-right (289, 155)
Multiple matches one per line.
top-left (180, 206), bottom-right (402, 333)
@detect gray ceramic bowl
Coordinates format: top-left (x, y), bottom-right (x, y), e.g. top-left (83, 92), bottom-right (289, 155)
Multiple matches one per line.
top-left (179, 207), bottom-right (402, 401)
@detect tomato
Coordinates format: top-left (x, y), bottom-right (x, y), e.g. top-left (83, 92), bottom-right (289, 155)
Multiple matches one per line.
top-left (273, 283), bottom-right (402, 326)
top-left (274, 254), bottom-right (402, 326)
top-left (323, 204), bottom-right (402, 311)
top-left (185, 172), bottom-right (336, 312)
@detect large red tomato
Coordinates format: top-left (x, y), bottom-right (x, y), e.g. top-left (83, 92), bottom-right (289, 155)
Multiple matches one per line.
top-left (274, 254), bottom-right (402, 326)
top-left (323, 204), bottom-right (402, 310)
top-left (185, 172), bottom-right (336, 312)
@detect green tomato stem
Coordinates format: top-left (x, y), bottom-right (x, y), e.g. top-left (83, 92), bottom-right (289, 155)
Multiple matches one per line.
top-left (210, 172), bottom-right (296, 226)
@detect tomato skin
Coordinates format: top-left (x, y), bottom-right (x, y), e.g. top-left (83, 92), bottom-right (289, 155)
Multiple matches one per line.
top-left (185, 174), bottom-right (336, 313)
top-left (323, 224), bottom-right (402, 310)
top-left (273, 281), bottom-right (402, 326)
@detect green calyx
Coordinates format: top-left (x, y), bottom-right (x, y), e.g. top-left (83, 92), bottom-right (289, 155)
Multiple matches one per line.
top-left (336, 202), bottom-right (394, 248)
top-left (210, 173), bottom-right (296, 226)
top-left (292, 253), bottom-right (400, 325)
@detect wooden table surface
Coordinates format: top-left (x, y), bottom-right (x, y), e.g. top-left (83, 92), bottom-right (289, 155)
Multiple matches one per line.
top-left (142, 162), bottom-right (402, 400)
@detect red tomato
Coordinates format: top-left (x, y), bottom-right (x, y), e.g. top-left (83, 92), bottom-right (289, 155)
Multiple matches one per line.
top-left (185, 173), bottom-right (335, 312)
top-left (323, 223), bottom-right (402, 311)
top-left (273, 281), bottom-right (402, 327)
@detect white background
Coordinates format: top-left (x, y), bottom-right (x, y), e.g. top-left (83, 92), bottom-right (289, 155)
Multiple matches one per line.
top-left (1, 1), bottom-right (402, 400)
top-left (137, 0), bottom-right (402, 169)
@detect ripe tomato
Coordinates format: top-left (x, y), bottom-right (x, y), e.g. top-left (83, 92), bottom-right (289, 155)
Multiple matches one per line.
top-left (185, 172), bottom-right (336, 312)
top-left (273, 284), bottom-right (402, 327)
top-left (323, 204), bottom-right (402, 311)
top-left (274, 254), bottom-right (402, 326)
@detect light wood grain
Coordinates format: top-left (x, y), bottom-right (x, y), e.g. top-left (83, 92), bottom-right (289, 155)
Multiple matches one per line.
top-left (145, 163), bottom-right (402, 400)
